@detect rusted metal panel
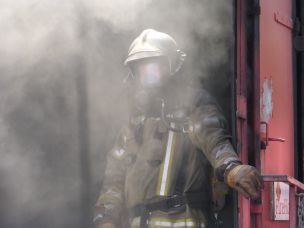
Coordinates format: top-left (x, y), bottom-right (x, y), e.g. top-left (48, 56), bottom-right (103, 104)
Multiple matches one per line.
top-left (260, 0), bottom-right (294, 180)
top-left (259, 0), bottom-right (294, 227)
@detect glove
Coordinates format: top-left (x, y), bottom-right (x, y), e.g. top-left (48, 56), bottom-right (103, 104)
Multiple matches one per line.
top-left (98, 223), bottom-right (115, 228)
top-left (225, 164), bottom-right (263, 199)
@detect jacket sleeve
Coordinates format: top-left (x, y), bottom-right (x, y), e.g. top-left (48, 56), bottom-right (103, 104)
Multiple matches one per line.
top-left (188, 101), bottom-right (241, 181)
top-left (94, 127), bottom-right (131, 226)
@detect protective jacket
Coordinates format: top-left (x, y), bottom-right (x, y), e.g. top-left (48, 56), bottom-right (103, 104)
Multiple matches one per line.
top-left (94, 89), bottom-right (241, 228)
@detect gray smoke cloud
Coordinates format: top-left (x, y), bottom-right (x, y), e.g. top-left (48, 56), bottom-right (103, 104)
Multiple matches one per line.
top-left (0, 0), bottom-right (233, 227)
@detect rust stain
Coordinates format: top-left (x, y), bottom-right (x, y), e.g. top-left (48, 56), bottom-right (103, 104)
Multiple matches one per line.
top-left (260, 78), bottom-right (273, 132)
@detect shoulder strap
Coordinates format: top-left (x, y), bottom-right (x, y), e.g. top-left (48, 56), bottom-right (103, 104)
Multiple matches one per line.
top-left (173, 134), bottom-right (191, 195)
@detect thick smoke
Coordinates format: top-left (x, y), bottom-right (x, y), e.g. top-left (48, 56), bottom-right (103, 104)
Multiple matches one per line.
top-left (0, 1), bottom-right (233, 227)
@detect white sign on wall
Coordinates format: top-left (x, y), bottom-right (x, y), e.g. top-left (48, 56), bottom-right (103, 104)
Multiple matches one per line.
top-left (271, 182), bottom-right (290, 221)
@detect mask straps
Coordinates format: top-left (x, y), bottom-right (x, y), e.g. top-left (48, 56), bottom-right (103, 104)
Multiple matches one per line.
top-left (123, 71), bottom-right (135, 84)
top-left (171, 50), bottom-right (187, 75)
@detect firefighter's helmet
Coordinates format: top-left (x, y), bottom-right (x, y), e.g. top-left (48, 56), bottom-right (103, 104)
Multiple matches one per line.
top-left (125, 29), bottom-right (186, 75)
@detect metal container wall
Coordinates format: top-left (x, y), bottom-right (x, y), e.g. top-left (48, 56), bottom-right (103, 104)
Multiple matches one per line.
top-left (259, 0), bottom-right (293, 227)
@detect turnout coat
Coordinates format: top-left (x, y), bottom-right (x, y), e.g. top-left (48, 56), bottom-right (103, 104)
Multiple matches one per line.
top-left (94, 90), bottom-right (240, 228)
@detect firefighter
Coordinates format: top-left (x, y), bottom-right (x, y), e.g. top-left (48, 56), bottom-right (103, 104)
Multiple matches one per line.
top-left (94, 29), bottom-right (263, 228)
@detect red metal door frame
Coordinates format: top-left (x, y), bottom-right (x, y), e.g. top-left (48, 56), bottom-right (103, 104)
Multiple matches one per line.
top-left (236, 0), bottom-right (250, 227)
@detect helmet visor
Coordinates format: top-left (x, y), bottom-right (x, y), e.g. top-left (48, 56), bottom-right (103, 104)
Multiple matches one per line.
top-left (131, 58), bottom-right (169, 88)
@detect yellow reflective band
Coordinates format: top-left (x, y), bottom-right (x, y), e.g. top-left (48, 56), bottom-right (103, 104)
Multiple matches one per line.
top-left (156, 127), bottom-right (176, 196)
top-left (149, 221), bottom-right (194, 227)
top-left (131, 217), bottom-right (140, 228)
top-left (131, 217), bottom-right (205, 228)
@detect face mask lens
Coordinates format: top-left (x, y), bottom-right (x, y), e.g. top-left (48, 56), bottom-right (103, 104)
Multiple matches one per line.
top-left (139, 63), bottom-right (162, 87)
top-left (132, 59), bottom-right (168, 88)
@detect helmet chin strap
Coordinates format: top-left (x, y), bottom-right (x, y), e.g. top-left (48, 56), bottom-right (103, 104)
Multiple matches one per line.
top-left (123, 71), bottom-right (135, 84)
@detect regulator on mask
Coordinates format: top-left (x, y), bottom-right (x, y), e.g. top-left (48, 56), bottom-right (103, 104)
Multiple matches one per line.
top-left (128, 57), bottom-right (170, 116)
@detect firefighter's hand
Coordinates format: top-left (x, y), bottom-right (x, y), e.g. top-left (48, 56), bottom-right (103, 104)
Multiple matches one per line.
top-left (226, 164), bottom-right (263, 199)
top-left (98, 223), bottom-right (115, 228)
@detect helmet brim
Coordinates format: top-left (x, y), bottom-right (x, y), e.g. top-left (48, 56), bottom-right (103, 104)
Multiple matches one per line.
top-left (124, 51), bottom-right (165, 65)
